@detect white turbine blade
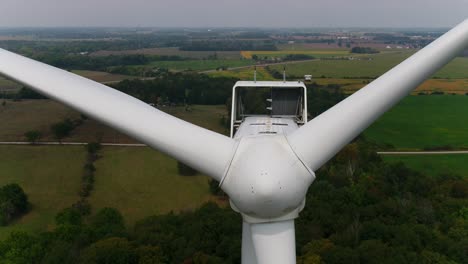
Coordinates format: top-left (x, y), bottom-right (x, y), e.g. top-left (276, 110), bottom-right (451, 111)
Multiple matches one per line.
top-left (250, 220), bottom-right (296, 264)
top-left (242, 221), bottom-right (258, 264)
top-left (0, 48), bottom-right (236, 181)
top-left (288, 19), bottom-right (468, 172)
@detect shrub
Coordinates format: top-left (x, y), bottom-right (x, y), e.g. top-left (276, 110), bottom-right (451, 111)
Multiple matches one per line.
top-left (24, 130), bottom-right (42, 144)
top-left (0, 183), bottom-right (29, 226)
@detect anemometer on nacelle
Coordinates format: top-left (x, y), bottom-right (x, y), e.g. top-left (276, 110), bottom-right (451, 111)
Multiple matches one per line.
top-left (230, 80), bottom-right (308, 138)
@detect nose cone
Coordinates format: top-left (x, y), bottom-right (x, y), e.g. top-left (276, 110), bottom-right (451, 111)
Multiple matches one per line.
top-left (221, 135), bottom-right (314, 221)
top-left (252, 171), bottom-right (278, 202)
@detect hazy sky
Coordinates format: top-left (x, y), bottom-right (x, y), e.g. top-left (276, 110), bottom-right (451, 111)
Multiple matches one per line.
top-left (1, 0), bottom-right (467, 28)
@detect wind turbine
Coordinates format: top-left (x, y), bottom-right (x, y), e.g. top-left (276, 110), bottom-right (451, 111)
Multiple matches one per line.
top-left (1, 19), bottom-right (467, 264)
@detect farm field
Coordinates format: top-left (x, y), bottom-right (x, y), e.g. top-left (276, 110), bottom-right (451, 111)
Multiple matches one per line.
top-left (0, 76), bottom-right (21, 93)
top-left (0, 145), bottom-right (218, 239)
top-left (0, 100), bottom-right (228, 142)
top-left (269, 52), bottom-right (468, 79)
top-left (0, 100), bottom-right (80, 142)
top-left (67, 104), bottom-right (229, 143)
top-left (276, 43), bottom-right (415, 51)
top-left (0, 145), bottom-right (85, 240)
top-left (383, 154), bottom-right (468, 178)
top-left (333, 78), bottom-right (468, 95)
top-left (207, 66), bottom-right (275, 81)
top-left (364, 95), bottom-right (468, 150)
top-left (90, 147), bottom-right (215, 225)
top-left (241, 50), bottom-right (351, 59)
top-left (71, 70), bottom-right (135, 83)
top-left (91, 47), bottom-right (242, 59)
top-left (147, 59), bottom-right (252, 71)
top-left (415, 79), bottom-right (468, 95)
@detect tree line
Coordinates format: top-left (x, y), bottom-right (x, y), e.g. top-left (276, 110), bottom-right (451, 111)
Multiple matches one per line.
top-left (0, 86), bottom-right (466, 263)
top-left (180, 40), bottom-right (277, 51)
top-left (1, 138), bottom-right (466, 263)
top-left (112, 73), bottom-right (237, 105)
top-left (350, 47), bottom-right (379, 54)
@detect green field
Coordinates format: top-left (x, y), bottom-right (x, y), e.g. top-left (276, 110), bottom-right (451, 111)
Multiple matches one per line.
top-left (0, 146), bottom-right (85, 239)
top-left (0, 101), bottom-right (227, 239)
top-left (0, 76), bottom-right (21, 93)
top-left (148, 59), bottom-right (253, 71)
top-left (207, 66), bottom-right (275, 81)
top-left (383, 154), bottom-right (468, 177)
top-left (91, 47), bottom-right (242, 60)
top-left (90, 147), bottom-right (214, 225)
top-left (269, 52), bottom-right (468, 79)
top-left (246, 50), bottom-right (351, 59)
top-left (71, 70), bottom-right (135, 83)
top-left (0, 100), bottom-right (80, 141)
top-left (0, 145), bottom-right (219, 240)
top-left (0, 100), bottom-right (227, 142)
top-left (364, 95), bottom-right (468, 150)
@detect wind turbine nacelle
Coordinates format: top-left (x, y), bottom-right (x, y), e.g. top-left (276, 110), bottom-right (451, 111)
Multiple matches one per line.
top-left (220, 135), bottom-right (315, 223)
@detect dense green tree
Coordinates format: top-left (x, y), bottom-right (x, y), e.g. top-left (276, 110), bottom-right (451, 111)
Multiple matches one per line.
top-left (0, 183), bottom-right (29, 225)
top-left (80, 237), bottom-right (137, 264)
top-left (90, 208), bottom-right (126, 240)
top-left (51, 118), bottom-right (75, 143)
top-left (24, 130), bottom-right (42, 144)
top-left (350, 47), bottom-right (379, 54)
top-left (0, 231), bottom-right (45, 264)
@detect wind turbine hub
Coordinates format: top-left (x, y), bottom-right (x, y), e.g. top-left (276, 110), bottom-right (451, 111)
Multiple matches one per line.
top-left (220, 135), bottom-right (315, 223)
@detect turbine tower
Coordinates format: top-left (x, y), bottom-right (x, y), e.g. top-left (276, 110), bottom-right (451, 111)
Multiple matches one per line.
top-left (1, 19), bottom-right (467, 264)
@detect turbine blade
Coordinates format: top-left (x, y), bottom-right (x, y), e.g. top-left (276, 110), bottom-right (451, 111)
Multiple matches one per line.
top-left (250, 220), bottom-right (296, 264)
top-left (288, 19), bottom-right (468, 172)
top-left (0, 48), bottom-right (236, 181)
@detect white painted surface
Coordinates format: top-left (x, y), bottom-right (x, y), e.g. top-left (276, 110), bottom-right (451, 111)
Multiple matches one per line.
top-left (251, 220), bottom-right (296, 264)
top-left (234, 117), bottom-right (299, 139)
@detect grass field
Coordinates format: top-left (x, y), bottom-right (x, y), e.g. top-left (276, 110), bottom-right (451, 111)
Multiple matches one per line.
top-left (335, 78), bottom-right (468, 95)
top-left (383, 154), bottom-right (468, 177)
top-left (71, 70), bottom-right (135, 83)
top-left (0, 146), bottom-right (85, 240)
top-left (207, 66), bottom-right (275, 81)
top-left (148, 59), bottom-right (252, 71)
top-left (66, 105), bottom-right (229, 143)
top-left (0, 76), bottom-right (21, 93)
top-left (364, 95), bottom-right (468, 150)
top-left (0, 100), bottom-right (228, 142)
top-left (163, 105), bottom-right (229, 135)
top-left (242, 50), bottom-right (351, 59)
top-left (91, 47), bottom-right (242, 60)
top-left (0, 102), bottom-right (227, 238)
top-left (0, 145), bottom-right (219, 239)
top-left (269, 52), bottom-right (468, 79)
top-left (0, 100), bottom-right (80, 142)
top-left (90, 147), bottom-right (215, 225)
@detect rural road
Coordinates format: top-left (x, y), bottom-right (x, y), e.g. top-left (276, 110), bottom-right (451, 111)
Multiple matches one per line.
top-left (2, 141), bottom-right (468, 155)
